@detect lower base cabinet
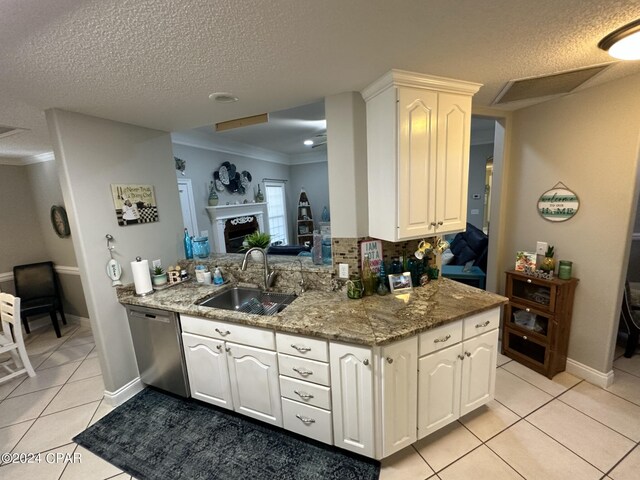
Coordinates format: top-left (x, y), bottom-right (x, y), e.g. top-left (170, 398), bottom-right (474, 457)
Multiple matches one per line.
top-left (181, 308), bottom-right (500, 460)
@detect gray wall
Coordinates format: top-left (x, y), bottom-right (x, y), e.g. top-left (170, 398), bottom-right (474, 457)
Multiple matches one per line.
top-left (0, 165), bottom-right (49, 273)
top-left (289, 159), bottom-right (330, 242)
top-left (47, 108), bottom-right (183, 396)
top-left (172, 143), bottom-right (292, 244)
top-left (500, 72), bottom-right (640, 374)
top-left (467, 143), bottom-right (494, 230)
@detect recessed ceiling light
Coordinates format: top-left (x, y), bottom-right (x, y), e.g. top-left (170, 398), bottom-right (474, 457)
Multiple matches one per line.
top-left (303, 139), bottom-right (314, 146)
top-left (598, 18), bottom-right (640, 60)
top-left (209, 92), bottom-right (239, 103)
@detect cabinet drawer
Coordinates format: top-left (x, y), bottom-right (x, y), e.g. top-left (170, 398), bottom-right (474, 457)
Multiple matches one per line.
top-left (181, 315), bottom-right (275, 350)
top-left (462, 308), bottom-right (500, 339)
top-left (278, 353), bottom-right (331, 386)
top-left (276, 333), bottom-right (329, 362)
top-left (282, 398), bottom-right (333, 445)
top-left (280, 375), bottom-right (331, 410)
top-left (419, 321), bottom-right (462, 356)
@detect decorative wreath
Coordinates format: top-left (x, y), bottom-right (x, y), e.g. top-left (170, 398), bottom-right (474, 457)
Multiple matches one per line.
top-left (213, 162), bottom-right (252, 194)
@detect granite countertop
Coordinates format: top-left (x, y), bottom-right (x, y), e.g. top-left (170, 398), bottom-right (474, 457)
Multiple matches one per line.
top-left (118, 277), bottom-right (507, 346)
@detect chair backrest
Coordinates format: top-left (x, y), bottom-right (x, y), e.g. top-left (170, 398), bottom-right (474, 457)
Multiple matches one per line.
top-left (0, 292), bottom-right (23, 344)
top-left (13, 261), bottom-right (58, 301)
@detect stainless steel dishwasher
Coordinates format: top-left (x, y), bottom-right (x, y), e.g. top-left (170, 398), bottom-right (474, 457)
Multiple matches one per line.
top-left (126, 305), bottom-right (190, 397)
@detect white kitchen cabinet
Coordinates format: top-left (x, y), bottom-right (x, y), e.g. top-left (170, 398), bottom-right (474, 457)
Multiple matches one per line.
top-left (417, 310), bottom-right (499, 439)
top-left (380, 337), bottom-right (418, 457)
top-left (460, 329), bottom-right (498, 416)
top-left (330, 342), bottom-right (374, 457)
top-left (362, 70), bottom-right (481, 241)
top-left (227, 342), bottom-right (282, 427)
top-left (182, 333), bottom-right (233, 410)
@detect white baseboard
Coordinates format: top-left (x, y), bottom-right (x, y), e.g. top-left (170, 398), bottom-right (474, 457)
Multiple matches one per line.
top-left (566, 358), bottom-right (615, 388)
top-left (103, 377), bottom-right (145, 407)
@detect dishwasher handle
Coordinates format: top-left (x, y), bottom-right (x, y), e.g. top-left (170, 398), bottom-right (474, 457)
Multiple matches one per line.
top-left (129, 310), bottom-right (172, 324)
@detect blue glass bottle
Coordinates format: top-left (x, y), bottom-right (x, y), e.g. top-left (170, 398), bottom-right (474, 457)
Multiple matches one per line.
top-left (183, 228), bottom-right (193, 259)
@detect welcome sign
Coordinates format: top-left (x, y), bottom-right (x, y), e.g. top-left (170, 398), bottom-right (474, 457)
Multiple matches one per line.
top-left (537, 185), bottom-right (579, 222)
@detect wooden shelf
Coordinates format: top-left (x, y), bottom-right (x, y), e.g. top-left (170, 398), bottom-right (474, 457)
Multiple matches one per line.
top-left (297, 190), bottom-right (314, 244)
top-left (502, 270), bottom-right (579, 378)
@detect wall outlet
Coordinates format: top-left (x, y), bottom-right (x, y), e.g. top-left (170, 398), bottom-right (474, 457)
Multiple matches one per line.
top-left (536, 241), bottom-right (548, 256)
top-left (152, 259), bottom-right (161, 268)
top-left (338, 263), bottom-right (349, 279)
top-left (471, 209), bottom-right (480, 215)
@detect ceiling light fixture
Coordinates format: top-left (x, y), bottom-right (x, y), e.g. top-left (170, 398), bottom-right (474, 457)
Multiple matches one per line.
top-left (598, 18), bottom-right (640, 60)
top-left (209, 92), bottom-right (239, 103)
top-left (303, 139), bottom-right (314, 146)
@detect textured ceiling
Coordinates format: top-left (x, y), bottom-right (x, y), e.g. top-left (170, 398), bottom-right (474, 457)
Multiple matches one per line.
top-left (1, 0), bottom-right (639, 160)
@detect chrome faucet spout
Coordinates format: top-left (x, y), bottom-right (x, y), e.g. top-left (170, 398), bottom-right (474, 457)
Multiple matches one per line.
top-left (241, 247), bottom-right (275, 291)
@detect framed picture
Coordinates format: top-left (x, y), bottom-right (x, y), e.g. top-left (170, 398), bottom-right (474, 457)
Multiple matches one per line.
top-left (388, 272), bottom-right (413, 293)
top-left (360, 239), bottom-right (383, 275)
top-left (111, 184), bottom-right (158, 226)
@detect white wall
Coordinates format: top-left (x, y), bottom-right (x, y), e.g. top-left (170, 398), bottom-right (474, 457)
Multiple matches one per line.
top-left (467, 143), bottom-right (493, 230)
top-left (325, 92), bottom-right (368, 238)
top-left (501, 72), bottom-right (640, 374)
top-left (46, 109), bottom-right (183, 397)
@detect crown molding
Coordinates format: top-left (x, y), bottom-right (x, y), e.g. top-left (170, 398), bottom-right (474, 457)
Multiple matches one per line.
top-left (0, 151), bottom-right (55, 166)
top-left (171, 131), bottom-right (291, 165)
top-left (289, 151), bottom-right (327, 166)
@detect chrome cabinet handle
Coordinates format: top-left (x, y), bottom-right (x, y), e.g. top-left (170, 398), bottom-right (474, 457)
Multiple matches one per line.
top-left (525, 308), bottom-right (531, 312)
top-left (434, 334), bottom-right (451, 343)
top-left (225, 347), bottom-right (231, 353)
top-left (475, 321), bottom-right (491, 328)
top-left (458, 354), bottom-right (465, 360)
top-left (296, 414), bottom-right (316, 424)
top-left (527, 279), bottom-right (532, 284)
top-left (215, 328), bottom-right (231, 336)
top-left (437, 221), bottom-right (443, 226)
top-left (363, 359), bottom-right (369, 366)
top-left (216, 345), bottom-right (222, 350)
top-left (293, 367), bottom-right (313, 376)
top-left (430, 222), bottom-right (437, 227)
top-left (294, 390), bottom-right (314, 400)
top-left (523, 335), bottom-right (528, 341)
top-left (465, 351), bottom-right (471, 357)
top-left (291, 344), bottom-right (312, 352)
top-left (386, 357), bottom-right (393, 364)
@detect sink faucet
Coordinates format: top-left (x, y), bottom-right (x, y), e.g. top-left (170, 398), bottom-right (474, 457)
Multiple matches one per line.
top-left (241, 247), bottom-right (276, 291)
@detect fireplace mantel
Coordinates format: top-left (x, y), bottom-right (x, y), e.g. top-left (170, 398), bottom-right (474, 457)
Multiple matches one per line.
top-left (205, 203), bottom-right (269, 253)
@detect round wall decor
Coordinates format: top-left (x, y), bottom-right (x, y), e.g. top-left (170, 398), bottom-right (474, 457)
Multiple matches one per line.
top-left (50, 205), bottom-right (71, 237)
top-left (213, 162), bottom-right (252, 194)
top-left (537, 182), bottom-right (579, 222)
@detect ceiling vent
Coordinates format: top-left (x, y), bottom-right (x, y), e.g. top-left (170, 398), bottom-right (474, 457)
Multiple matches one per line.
top-left (493, 64), bottom-right (610, 105)
top-left (0, 125), bottom-right (27, 139)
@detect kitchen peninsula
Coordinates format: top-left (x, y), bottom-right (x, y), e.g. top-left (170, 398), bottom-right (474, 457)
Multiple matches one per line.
top-left (118, 255), bottom-right (507, 460)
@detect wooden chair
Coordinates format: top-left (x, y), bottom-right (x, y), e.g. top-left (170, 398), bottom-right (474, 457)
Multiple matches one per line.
top-left (13, 261), bottom-right (67, 338)
top-left (0, 292), bottom-right (36, 383)
top-left (620, 282), bottom-right (640, 358)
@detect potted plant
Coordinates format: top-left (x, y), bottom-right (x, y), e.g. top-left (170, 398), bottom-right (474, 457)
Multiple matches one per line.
top-left (151, 266), bottom-right (168, 286)
top-left (540, 245), bottom-right (555, 273)
top-left (243, 230), bottom-right (271, 260)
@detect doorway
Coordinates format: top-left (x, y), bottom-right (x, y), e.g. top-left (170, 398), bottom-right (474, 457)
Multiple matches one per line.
top-left (178, 178), bottom-right (199, 237)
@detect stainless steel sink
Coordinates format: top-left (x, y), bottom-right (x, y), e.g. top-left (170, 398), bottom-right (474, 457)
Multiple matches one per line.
top-left (198, 286), bottom-right (296, 315)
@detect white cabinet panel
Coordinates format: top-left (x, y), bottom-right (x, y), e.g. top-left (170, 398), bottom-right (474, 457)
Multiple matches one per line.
top-left (227, 342), bottom-right (282, 427)
top-left (278, 353), bottom-right (331, 386)
top-left (462, 308), bottom-right (500, 339)
top-left (330, 342), bottom-right (374, 457)
top-left (460, 329), bottom-right (498, 416)
top-left (276, 333), bottom-right (329, 362)
top-left (282, 398), bottom-right (333, 445)
top-left (381, 337), bottom-right (418, 457)
top-left (280, 375), bottom-right (332, 410)
top-left (418, 343), bottom-right (462, 438)
top-left (182, 333), bottom-right (233, 410)
top-left (181, 314), bottom-right (275, 350)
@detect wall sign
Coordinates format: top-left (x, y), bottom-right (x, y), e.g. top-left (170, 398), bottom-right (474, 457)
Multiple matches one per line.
top-left (361, 239), bottom-right (383, 274)
top-left (537, 182), bottom-right (579, 222)
top-left (111, 184), bottom-right (158, 226)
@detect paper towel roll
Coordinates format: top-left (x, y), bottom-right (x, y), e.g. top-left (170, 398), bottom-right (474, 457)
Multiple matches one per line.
top-left (131, 258), bottom-right (153, 295)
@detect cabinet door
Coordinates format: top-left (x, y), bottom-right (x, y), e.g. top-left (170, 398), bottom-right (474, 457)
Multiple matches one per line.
top-left (398, 87), bottom-right (438, 239)
top-left (330, 343), bottom-right (374, 457)
top-left (182, 333), bottom-right (233, 410)
top-left (435, 92), bottom-right (472, 234)
top-left (460, 329), bottom-right (498, 416)
top-left (381, 337), bottom-right (417, 457)
top-left (417, 343), bottom-right (462, 439)
top-left (226, 342), bottom-right (282, 427)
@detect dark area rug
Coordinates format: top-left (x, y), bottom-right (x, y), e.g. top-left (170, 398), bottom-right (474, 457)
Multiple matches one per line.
top-left (74, 388), bottom-right (380, 480)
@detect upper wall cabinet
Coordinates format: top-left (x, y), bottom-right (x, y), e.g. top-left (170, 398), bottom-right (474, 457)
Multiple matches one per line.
top-left (362, 70), bottom-right (481, 242)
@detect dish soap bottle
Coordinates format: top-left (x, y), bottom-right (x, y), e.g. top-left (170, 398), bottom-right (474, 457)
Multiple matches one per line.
top-left (213, 266), bottom-right (224, 285)
top-left (183, 228), bottom-right (193, 259)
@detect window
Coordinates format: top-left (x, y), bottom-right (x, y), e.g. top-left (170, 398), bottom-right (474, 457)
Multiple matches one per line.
top-left (264, 181), bottom-right (289, 245)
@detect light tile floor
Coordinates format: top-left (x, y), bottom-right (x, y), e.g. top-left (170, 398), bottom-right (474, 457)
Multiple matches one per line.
top-left (3, 322), bottom-right (640, 480)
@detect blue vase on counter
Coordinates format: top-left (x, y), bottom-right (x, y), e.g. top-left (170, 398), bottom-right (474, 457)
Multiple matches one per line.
top-left (183, 228), bottom-right (193, 259)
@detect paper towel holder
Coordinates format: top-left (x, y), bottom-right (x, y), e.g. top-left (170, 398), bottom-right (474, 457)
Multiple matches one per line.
top-left (133, 256), bottom-right (154, 297)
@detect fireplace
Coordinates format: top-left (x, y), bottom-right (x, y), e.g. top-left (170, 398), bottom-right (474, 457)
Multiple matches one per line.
top-left (205, 203), bottom-right (269, 254)
top-left (224, 216), bottom-right (259, 253)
